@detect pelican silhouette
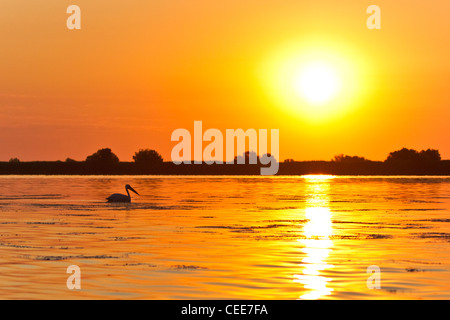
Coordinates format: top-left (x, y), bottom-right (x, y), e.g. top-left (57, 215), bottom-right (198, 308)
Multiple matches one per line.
top-left (106, 184), bottom-right (140, 203)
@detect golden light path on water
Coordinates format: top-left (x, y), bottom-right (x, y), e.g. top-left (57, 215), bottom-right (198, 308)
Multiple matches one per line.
top-left (294, 175), bottom-right (334, 299)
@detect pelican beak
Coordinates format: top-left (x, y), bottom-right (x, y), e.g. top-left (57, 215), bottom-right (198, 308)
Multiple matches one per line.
top-left (129, 186), bottom-right (140, 196)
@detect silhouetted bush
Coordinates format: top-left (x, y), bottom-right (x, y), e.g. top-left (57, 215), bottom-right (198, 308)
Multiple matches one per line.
top-left (386, 148), bottom-right (420, 163)
top-left (234, 151), bottom-right (258, 164)
top-left (419, 149), bottom-right (441, 163)
top-left (133, 149), bottom-right (163, 170)
top-left (332, 154), bottom-right (369, 164)
top-left (85, 148), bottom-right (119, 172)
top-left (260, 153), bottom-right (277, 164)
top-left (385, 148), bottom-right (441, 174)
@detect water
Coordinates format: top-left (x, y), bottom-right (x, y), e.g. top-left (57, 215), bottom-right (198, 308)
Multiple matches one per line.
top-left (0, 175), bottom-right (449, 299)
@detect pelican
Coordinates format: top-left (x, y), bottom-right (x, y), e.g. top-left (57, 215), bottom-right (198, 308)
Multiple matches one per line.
top-left (106, 184), bottom-right (140, 203)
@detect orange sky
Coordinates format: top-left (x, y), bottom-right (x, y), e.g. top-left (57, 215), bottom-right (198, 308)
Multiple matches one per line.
top-left (0, 0), bottom-right (449, 162)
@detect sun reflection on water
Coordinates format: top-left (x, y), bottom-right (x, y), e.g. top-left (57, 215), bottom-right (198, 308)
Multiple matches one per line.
top-left (294, 175), bottom-right (334, 300)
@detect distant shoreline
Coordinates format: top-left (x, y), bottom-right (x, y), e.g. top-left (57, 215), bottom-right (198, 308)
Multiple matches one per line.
top-left (2, 160), bottom-right (450, 176)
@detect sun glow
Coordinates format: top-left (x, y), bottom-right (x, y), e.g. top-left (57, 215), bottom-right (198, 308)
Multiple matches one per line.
top-left (261, 40), bottom-right (368, 121)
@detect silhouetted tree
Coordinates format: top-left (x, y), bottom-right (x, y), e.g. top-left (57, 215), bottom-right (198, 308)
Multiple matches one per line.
top-left (332, 154), bottom-right (368, 164)
top-left (260, 153), bottom-right (277, 164)
top-left (9, 158), bottom-right (20, 163)
top-left (85, 148), bottom-right (119, 171)
top-left (385, 148), bottom-right (441, 174)
top-left (419, 149), bottom-right (441, 163)
top-left (234, 151), bottom-right (258, 164)
top-left (385, 148), bottom-right (420, 163)
top-left (133, 149), bottom-right (163, 169)
top-left (385, 148), bottom-right (441, 163)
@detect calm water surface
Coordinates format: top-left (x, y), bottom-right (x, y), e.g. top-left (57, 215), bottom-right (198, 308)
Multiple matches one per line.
top-left (0, 175), bottom-right (449, 299)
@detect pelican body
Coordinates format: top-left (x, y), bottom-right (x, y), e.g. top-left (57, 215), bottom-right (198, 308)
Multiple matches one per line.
top-left (107, 184), bottom-right (139, 203)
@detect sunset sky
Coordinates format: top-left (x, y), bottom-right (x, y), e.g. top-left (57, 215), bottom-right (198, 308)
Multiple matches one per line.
top-left (0, 0), bottom-right (449, 162)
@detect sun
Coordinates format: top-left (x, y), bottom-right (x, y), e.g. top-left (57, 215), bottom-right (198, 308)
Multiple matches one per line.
top-left (260, 40), bottom-right (368, 121)
top-left (293, 62), bottom-right (341, 105)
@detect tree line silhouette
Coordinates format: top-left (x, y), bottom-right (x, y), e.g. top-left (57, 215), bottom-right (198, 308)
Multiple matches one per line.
top-left (1, 147), bottom-right (450, 175)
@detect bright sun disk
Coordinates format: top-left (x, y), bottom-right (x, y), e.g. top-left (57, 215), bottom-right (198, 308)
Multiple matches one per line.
top-left (294, 62), bottom-right (341, 105)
